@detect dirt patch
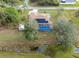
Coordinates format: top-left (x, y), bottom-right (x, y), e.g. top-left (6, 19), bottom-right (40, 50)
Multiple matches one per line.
top-left (0, 27), bottom-right (17, 34)
top-left (0, 27), bottom-right (55, 46)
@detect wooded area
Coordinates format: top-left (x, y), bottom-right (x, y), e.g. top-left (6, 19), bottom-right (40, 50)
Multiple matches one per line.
top-left (30, 0), bottom-right (59, 6)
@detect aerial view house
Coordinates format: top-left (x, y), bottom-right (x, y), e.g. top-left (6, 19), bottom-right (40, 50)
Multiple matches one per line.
top-left (60, 0), bottom-right (76, 4)
top-left (28, 9), bottom-right (53, 31)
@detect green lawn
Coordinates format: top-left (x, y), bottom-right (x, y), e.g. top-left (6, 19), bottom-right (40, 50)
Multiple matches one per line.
top-left (0, 29), bottom-right (48, 58)
top-left (73, 53), bottom-right (79, 58)
top-left (54, 52), bottom-right (79, 58)
top-left (0, 51), bottom-right (78, 58)
top-left (54, 52), bottom-right (73, 58)
top-left (0, 30), bottom-right (24, 41)
top-left (0, 51), bottom-right (47, 58)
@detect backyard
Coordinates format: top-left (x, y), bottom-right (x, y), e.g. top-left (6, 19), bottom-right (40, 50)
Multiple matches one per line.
top-left (0, 8), bottom-right (79, 58)
top-left (0, 23), bottom-right (78, 58)
top-left (0, 0), bottom-right (79, 58)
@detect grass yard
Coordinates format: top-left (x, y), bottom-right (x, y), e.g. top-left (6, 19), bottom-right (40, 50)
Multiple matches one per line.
top-left (0, 51), bottom-right (47, 58)
top-left (0, 28), bottom-right (49, 58)
top-left (0, 9), bottom-right (79, 58)
top-left (0, 28), bottom-right (24, 41)
top-left (73, 53), bottom-right (79, 58)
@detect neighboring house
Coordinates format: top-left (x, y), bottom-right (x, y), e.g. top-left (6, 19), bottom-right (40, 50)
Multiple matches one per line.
top-left (28, 9), bottom-right (53, 31)
top-left (60, 0), bottom-right (76, 4)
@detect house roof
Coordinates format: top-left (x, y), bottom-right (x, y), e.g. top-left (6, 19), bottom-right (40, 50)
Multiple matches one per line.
top-left (29, 12), bottom-right (50, 21)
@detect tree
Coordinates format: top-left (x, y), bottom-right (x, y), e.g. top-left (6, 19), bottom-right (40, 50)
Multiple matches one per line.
top-left (0, 0), bottom-right (24, 6)
top-left (54, 19), bottom-right (77, 51)
top-left (23, 22), bottom-right (39, 40)
top-left (5, 7), bottom-right (20, 26)
top-left (45, 19), bottom-right (77, 57)
top-left (0, 7), bottom-right (20, 26)
top-left (30, 0), bottom-right (59, 6)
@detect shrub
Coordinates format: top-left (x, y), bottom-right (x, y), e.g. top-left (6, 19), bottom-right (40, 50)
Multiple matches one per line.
top-left (0, 7), bottom-right (5, 26)
top-left (0, 7), bottom-right (20, 26)
top-left (5, 7), bottom-right (20, 23)
top-left (23, 23), bottom-right (39, 40)
top-left (0, 12), bottom-right (5, 26)
top-left (45, 45), bottom-right (59, 57)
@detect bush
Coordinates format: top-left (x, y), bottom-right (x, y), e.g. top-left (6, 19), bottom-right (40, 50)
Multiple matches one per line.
top-left (45, 45), bottom-right (59, 57)
top-left (0, 12), bottom-right (5, 26)
top-left (45, 45), bottom-right (73, 57)
top-left (0, 7), bottom-right (20, 26)
top-left (5, 7), bottom-right (20, 25)
top-left (0, 7), bottom-right (5, 26)
top-left (23, 23), bottom-right (39, 40)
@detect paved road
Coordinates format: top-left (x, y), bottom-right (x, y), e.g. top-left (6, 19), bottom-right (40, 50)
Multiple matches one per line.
top-left (25, 7), bottom-right (79, 10)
